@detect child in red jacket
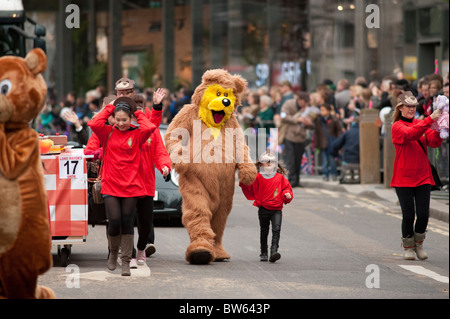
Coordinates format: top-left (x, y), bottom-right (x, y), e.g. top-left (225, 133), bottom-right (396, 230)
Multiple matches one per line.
top-left (239, 151), bottom-right (293, 262)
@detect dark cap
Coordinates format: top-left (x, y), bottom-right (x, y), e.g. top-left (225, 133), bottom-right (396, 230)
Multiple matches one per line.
top-left (113, 96), bottom-right (137, 114)
top-left (115, 77), bottom-right (135, 91)
top-left (396, 91), bottom-right (418, 108)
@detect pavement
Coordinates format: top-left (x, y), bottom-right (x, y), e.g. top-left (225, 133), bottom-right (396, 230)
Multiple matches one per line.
top-left (299, 175), bottom-right (449, 223)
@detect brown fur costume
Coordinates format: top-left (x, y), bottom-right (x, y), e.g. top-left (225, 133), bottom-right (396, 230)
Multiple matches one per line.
top-left (165, 69), bottom-right (257, 264)
top-left (0, 49), bottom-right (55, 299)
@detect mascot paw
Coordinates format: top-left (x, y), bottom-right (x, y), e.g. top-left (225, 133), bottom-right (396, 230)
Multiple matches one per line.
top-left (186, 240), bottom-right (215, 264)
top-left (213, 245), bottom-right (230, 262)
top-left (188, 250), bottom-right (213, 265)
top-left (238, 166), bottom-right (257, 186)
top-left (35, 285), bottom-right (56, 299)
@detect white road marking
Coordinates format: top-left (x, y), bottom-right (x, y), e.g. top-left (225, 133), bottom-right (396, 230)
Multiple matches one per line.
top-left (349, 195), bottom-right (449, 236)
top-left (63, 261), bottom-right (151, 282)
top-left (399, 265), bottom-right (449, 284)
top-left (318, 189), bottom-right (340, 198)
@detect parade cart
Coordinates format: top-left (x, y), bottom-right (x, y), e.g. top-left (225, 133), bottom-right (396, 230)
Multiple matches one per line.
top-left (41, 148), bottom-right (91, 267)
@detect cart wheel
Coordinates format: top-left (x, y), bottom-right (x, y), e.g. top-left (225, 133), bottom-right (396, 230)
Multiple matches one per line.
top-left (60, 247), bottom-right (70, 267)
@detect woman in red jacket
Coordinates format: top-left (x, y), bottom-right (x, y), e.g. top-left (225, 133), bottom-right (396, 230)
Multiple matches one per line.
top-left (391, 91), bottom-right (442, 261)
top-left (239, 151), bottom-right (293, 263)
top-left (88, 97), bottom-right (156, 276)
top-left (131, 93), bottom-right (171, 266)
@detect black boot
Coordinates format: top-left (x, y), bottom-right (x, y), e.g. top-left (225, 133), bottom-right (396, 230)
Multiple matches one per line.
top-left (269, 246), bottom-right (281, 263)
top-left (260, 249), bottom-right (268, 262)
top-left (269, 213), bottom-right (282, 263)
top-left (259, 223), bottom-right (269, 262)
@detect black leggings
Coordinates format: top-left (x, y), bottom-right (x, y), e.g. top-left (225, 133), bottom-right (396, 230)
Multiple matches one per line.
top-left (395, 184), bottom-right (431, 238)
top-left (258, 206), bottom-right (282, 250)
top-left (104, 196), bottom-right (137, 236)
top-left (135, 196), bottom-right (154, 251)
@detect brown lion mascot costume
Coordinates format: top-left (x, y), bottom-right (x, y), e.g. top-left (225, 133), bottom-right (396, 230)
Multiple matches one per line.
top-left (0, 48), bottom-right (55, 299)
top-left (165, 69), bottom-right (257, 264)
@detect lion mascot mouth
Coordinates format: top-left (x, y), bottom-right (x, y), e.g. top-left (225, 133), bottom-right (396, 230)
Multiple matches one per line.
top-left (212, 109), bottom-right (226, 124)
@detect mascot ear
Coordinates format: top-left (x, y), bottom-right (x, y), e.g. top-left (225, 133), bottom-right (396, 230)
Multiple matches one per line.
top-left (232, 74), bottom-right (247, 95)
top-left (202, 69), bottom-right (226, 85)
top-left (25, 48), bottom-right (47, 76)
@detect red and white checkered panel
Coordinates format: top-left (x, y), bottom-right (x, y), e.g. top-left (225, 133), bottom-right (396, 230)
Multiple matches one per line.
top-left (41, 152), bottom-right (88, 237)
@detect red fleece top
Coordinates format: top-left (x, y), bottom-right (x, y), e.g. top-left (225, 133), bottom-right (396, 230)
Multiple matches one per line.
top-left (239, 173), bottom-right (293, 210)
top-left (87, 104), bottom-right (156, 197)
top-left (390, 116), bottom-right (442, 188)
top-left (139, 108), bottom-right (171, 197)
top-left (84, 107), bottom-right (163, 161)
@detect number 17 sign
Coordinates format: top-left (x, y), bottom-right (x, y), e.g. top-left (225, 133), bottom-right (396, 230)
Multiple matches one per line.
top-left (59, 156), bottom-right (83, 179)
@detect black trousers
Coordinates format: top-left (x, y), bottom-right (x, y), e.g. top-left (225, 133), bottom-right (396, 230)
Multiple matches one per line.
top-left (395, 184), bottom-right (431, 238)
top-left (283, 139), bottom-right (305, 187)
top-left (135, 196), bottom-right (155, 251)
top-left (258, 206), bottom-right (282, 252)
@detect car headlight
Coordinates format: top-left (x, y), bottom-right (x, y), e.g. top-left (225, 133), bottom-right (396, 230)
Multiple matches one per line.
top-left (171, 169), bottom-right (179, 187)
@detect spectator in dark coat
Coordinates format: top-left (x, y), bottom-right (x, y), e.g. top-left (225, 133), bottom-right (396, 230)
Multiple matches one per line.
top-left (332, 118), bottom-right (360, 184)
top-left (332, 119), bottom-right (360, 165)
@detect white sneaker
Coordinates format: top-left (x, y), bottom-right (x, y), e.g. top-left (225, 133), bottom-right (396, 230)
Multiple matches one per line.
top-left (137, 249), bottom-right (146, 265)
top-left (130, 258), bottom-right (138, 269)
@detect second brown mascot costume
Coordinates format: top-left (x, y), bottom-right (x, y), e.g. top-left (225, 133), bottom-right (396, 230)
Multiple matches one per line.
top-left (0, 48), bottom-right (55, 298)
top-left (165, 69), bottom-right (257, 264)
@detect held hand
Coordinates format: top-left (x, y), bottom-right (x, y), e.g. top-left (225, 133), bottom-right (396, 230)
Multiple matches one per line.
top-left (430, 109), bottom-right (442, 120)
top-left (153, 88), bottom-right (166, 105)
top-left (161, 165), bottom-right (170, 177)
top-left (284, 192), bottom-right (292, 199)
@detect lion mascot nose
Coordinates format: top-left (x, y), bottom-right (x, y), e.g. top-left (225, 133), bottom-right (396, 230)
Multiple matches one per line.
top-left (222, 98), bottom-right (231, 107)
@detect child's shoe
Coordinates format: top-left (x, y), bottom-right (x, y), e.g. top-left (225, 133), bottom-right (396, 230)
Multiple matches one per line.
top-left (260, 252), bottom-right (268, 262)
top-left (269, 247), bottom-right (281, 263)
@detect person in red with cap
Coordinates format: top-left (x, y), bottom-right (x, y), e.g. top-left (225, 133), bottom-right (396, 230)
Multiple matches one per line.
top-left (88, 96), bottom-right (157, 276)
top-left (391, 91), bottom-right (443, 261)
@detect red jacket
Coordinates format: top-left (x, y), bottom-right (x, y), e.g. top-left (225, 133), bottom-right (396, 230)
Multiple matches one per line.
top-left (84, 132), bottom-right (102, 159)
top-left (87, 104), bottom-right (156, 197)
top-left (239, 173), bottom-right (293, 210)
top-left (139, 108), bottom-right (171, 197)
top-left (84, 107), bottom-right (162, 160)
top-left (390, 116), bottom-right (442, 188)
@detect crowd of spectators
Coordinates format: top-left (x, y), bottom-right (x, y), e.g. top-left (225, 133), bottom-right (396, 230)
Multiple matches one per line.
top-left (33, 70), bottom-right (448, 183)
